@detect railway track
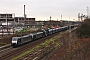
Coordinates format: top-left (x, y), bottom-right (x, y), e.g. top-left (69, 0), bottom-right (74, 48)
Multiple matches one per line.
top-left (41, 27), bottom-right (77, 60)
top-left (0, 27), bottom-right (77, 60)
top-left (15, 31), bottom-right (69, 60)
top-left (15, 36), bottom-right (63, 60)
top-left (0, 47), bottom-right (12, 55)
top-left (19, 27), bottom-right (77, 60)
top-left (0, 31), bottom-right (59, 60)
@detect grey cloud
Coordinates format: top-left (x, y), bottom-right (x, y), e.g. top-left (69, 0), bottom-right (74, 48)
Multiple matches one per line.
top-left (0, 0), bottom-right (90, 20)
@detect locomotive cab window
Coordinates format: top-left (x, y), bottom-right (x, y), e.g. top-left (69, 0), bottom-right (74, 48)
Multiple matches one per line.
top-left (12, 38), bottom-right (17, 41)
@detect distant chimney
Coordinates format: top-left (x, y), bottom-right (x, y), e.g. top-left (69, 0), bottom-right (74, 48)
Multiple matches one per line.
top-left (24, 5), bottom-right (25, 18)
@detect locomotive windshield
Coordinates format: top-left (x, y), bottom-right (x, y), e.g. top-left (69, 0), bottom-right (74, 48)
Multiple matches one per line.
top-left (12, 38), bottom-right (18, 41)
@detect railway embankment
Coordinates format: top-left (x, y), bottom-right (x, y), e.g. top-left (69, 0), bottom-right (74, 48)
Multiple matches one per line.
top-left (46, 19), bottom-right (90, 60)
top-left (48, 31), bottom-right (90, 60)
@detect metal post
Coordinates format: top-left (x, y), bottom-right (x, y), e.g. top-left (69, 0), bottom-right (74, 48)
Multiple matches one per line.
top-left (1, 21), bottom-right (3, 36)
top-left (6, 13), bottom-right (8, 34)
top-left (78, 13), bottom-right (80, 22)
top-left (61, 15), bottom-right (62, 20)
top-left (87, 6), bottom-right (89, 18)
top-left (13, 13), bottom-right (15, 34)
top-left (50, 16), bottom-right (51, 27)
top-left (29, 18), bottom-right (30, 34)
top-left (68, 17), bottom-right (72, 60)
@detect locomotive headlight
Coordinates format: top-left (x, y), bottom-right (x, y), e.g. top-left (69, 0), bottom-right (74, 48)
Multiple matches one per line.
top-left (12, 41), bottom-right (17, 44)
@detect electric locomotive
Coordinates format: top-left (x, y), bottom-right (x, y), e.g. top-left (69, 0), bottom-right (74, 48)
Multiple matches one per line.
top-left (11, 25), bottom-right (75, 47)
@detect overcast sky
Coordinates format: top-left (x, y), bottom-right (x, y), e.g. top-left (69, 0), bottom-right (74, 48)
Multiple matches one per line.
top-left (0, 0), bottom-right (90, 21)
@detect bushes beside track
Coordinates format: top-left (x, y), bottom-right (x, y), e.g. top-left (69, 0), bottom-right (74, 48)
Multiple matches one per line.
top-left (76, 18), bottom-right (90, 38)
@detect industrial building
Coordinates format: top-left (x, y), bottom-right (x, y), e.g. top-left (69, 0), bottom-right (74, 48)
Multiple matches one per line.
top-left (0, 13), bottom-right (36, 27)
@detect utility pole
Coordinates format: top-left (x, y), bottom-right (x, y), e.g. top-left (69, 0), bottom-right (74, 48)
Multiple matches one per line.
top-left (50, 16), bottom-right (51, 27)
top-left (60, 15), bottom-right (62, 26)
top-left (1, 21), bottom-right (3, 36)
top-left (50, 16), bottom-right (51, 21)
top-left (61, 15), bottom-right (62, 20)
top-left (81, 13), bottom-right (84, 22)
top-left (68, 17), bottom-right (72, 60)
top-left (13, 13), bottom-right (15, 34)
top-left (87, 6), bottom-right (89, 18)
top-left (78, 13), bottom-right (80, 21)
top-left (6, 13), bottom-right (8, 34)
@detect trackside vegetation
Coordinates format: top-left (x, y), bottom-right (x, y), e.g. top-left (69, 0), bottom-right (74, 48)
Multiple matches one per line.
top-left (76, 18), bottom-right (90, 38)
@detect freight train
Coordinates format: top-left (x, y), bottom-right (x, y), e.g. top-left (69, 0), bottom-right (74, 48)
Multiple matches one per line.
top-left (11, 25), bottom-right (75, 47)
